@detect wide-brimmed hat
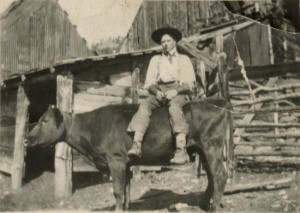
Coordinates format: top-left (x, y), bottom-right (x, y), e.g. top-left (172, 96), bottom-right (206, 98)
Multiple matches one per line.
top-left (151, 27), bottom-right (182, 44)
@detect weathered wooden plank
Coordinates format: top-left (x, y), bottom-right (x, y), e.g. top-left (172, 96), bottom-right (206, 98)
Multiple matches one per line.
top-left (0, 156), bottom-right (12, 174)
top-left (185, 20), bottom-right (254, 43)
top-left (241, 132), bottom-right (300, 138)
top-left (235, 141), bottom-right (300, 147)
top-left (234, 105), bottom-right (300, 114)
top-left (131, 64), bottom-right (140, 104)
top-left (224, 178), bottom-right (292, 194)
top-left (165, 1), bottom-right (173, 27)
top-left (195, 60), bottom-right (206, 95)
top-left (55, 75), bottom-right (73, 198)
top-left (187, 1), bottom-right (194, 35)
top-left (229, 61), bottom-right (300, 81)
top-left (235, 151), bottom-right (300, 157)
top-left (178, 40), bottom-right (217, 69)
top-left (11, 85), bottom-right (29, 189)
top-left (74, 93), bottom-right (132, 113)
top-left (233, 78), bottom-right (277, 143)
top-left (230, 82), bottom-right (300, 96)
top-left (216, 35), bottom-right (229, 99)
top-left (232, 92), bottom-right (300, 107)
top-left (143, 2), bottom-right (150, 48)
top-left (234, 122), bottom-right (300, 128)
top-left (136, 5), bottom-right (144, 50)
top-left (74, 81), bottom-right (149, 97)
top-left (155, 1), bottom-right (162, 28)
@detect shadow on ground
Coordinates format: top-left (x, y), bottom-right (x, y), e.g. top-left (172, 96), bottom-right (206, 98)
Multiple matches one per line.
top-left (94, 189), bottom-right (207, 212)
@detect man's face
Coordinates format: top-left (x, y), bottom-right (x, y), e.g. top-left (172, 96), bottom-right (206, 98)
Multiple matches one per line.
top-left (161, 34), bottom-right (176, 53)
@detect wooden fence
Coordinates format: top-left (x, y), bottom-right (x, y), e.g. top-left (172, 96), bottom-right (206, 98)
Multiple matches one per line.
top-left (231, 75), bottom-right (300, 162)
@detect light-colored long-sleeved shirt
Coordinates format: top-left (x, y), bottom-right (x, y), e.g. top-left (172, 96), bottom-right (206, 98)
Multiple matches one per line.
top-left (144, 49), bottom-right (196, 90)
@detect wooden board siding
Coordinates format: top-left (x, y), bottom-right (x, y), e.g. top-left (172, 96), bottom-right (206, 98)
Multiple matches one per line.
top-left (126, 1), bottom-right (229, 50)
top-left (223, 23), bottom-right (271, 69)
top-left (123, 1), bottom-right (272, 69)
top-left (1, 0), bottom-right (93, 80)
top-left (0, 88), bottom-right (18, 174)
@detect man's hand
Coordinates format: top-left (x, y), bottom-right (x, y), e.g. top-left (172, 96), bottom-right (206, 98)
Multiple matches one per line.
top-left (156, 91), bottom-right (165, 101)
top-left (165, 89), bottom-right (178, 100)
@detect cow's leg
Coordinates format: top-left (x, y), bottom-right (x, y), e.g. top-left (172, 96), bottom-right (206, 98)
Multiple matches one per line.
top-left (124, 166), bottom-right (132, 210)
top-left (108, 159), bottom-right (127, 211)
top-left (199, 151), bottom-right (214, 210)
top-left (200, 147), bottom-right (227, 212)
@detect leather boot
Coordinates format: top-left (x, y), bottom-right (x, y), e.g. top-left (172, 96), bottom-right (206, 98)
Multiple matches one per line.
top-left (170, 133), bottom-right (189, 165)
top-left (128, 140), bottom-right (142, 157)
top-left (128, 132), bottom-right (143, 157)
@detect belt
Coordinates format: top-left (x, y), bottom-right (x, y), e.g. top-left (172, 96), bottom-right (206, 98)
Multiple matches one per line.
top-left (158, 81), bottom-right (177, 85)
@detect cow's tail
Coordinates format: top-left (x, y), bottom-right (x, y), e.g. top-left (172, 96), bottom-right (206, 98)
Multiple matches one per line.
top-left (223, 111), bottom-right (234, 179)
top-left (223, 124), bottom-right (230, 176)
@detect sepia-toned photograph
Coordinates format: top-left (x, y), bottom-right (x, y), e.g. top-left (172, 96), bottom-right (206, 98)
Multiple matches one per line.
top-left (0, 0), bottom-right (299, 212)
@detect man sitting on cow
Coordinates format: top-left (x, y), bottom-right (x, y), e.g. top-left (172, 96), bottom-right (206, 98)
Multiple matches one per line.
top-left (127, 27), bottom-right (196, 165)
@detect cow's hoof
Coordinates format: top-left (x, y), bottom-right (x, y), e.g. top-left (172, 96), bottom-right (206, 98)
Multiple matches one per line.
top-left (199, 201), bottom-right (219, 212)
top-left (199, 202), bottom-right (210, 212)
top-left (208, 204), bottom-right (218, 212)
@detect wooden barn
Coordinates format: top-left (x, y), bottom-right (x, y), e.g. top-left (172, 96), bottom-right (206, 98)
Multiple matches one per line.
top-left (0, 0), bottom-right (300, 198)
top-left (0, 0), bottom-right (93, 81)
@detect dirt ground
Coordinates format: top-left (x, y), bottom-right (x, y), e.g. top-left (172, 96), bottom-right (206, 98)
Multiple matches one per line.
top-left (0, 149), bottom-right (300, 212)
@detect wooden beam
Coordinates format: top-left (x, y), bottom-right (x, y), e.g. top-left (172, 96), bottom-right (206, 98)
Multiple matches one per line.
top-left (230, 83), bottom-right (300, 96)
top-left (241, 132), bottom-right (300, 138)
top-left (234, 122), bottom-right (300, 128)
top-left (185, 19), bottom-right (255, 43)
top-left (224, 178), bottom-right (292, 194)
top-left (73, 93), bottom-right (132, 113)
top-left (131, 63), bottom-right (140, 104)
top-left (233, 78), bottom-right (277, 143)
top-left (216, 35), bottom-right (229, 100)
top-left (235, 141), bottom-right (300, 147)
top-left (74, 81), bottom-right (149, 98)
top-left (195, 60), bottom-right (207, 95)
top-left (11, 85), bottom-right (29, 189)
top-left (55, 75), bottom-right (73, 198)
top-left (235, 151), bottom-right (300, 157)
top-left (229, 62), bottom-right (300, 81)
top-left (178, 40), bottom-right (217, 70)
top-left (233, 105), bottom-right (300, 114)
top-left (232, 92), bottom-right (300, 107)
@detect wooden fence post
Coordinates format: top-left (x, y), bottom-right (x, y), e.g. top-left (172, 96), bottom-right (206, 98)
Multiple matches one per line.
top-left (216, 35), bottom-right (234, 177)
top-left (196, 59), bottom-right (207, 97)
top-left (11, 85), bottom-right (29, 189)
top-left (55, 75), bottom-right (73, 198)
top-left (216, 35), bottom-right (229, 100)
top-left (131, 62), bottom-right (140, 104)
top-left (268, 26), bottom-right (279, 141)
top-left (131, 62), bottom-right (140, 179)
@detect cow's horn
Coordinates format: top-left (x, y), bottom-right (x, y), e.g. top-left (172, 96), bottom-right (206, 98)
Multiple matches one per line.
top-left (23, 139), bottom-right (29, 147)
